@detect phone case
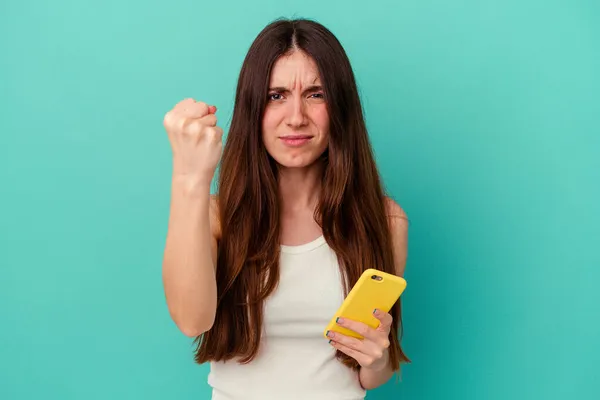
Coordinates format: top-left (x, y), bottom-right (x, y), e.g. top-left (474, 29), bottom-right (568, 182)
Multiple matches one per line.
top-left (324, 268), bottom-right (407, 340)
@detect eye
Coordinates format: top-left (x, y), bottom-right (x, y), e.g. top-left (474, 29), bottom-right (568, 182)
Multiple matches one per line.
top-left (268, 93), bottom-right (282, 101)
top-left (310, 93), bottom-right (325, 99)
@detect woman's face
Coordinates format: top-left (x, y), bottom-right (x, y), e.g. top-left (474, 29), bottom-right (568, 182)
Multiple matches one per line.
top-left (262, 50), bottom-right (330, 169)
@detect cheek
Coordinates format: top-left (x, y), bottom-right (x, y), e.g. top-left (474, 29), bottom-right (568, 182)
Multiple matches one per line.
top-left (262, 108), bottom-right (281, 136)
top-left (311, 105), bottom-right (330, 131)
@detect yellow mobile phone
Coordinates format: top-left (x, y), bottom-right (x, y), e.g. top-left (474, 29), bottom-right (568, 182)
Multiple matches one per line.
top-left (324, 268), bottom-right (407, 340)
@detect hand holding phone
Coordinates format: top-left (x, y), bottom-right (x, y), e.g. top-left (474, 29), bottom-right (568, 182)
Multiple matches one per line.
top-left (323, 268), bottom-right (406, 340)
top-left (323, 268), bottom-right (407, 371)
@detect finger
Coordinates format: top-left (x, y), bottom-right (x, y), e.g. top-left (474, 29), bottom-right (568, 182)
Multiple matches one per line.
top-left (373, 309), bottom-right (393, 332)
top-left (178, 117), bottom-right (199, 135)
top-left (174, 98), bottom-right (197, 113)
top-left (178, 114), bottom-right (217, 133)
top-left (176, 100), bottom-right (209, 119)
top-left (326, 330), bottom-right (365, 352)
top-left (174, 99), bottom-right (216, 119)
top-left (329, 340), bottom-right (375, 368)
top-left (204, 126), bottom-right (224, 143)
top-left (187, 101), bottom-right (210, 118)
top-left (198, 113), bottom-right (217, 127)
top-left (335, 317), bottom-right (378, 341)
top-left (327, 329), bottom-right (387, 356)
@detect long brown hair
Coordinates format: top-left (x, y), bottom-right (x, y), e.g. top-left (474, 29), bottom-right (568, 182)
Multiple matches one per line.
top-left (194, 18), bottom-right (410, 371)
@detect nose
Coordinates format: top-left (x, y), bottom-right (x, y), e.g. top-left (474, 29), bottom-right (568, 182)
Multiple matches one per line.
top-left (285, 96), bottom-right (308, 129)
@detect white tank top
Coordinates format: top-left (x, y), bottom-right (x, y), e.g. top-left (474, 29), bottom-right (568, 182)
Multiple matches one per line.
top-left (207, 235), bottom-right (366, 400)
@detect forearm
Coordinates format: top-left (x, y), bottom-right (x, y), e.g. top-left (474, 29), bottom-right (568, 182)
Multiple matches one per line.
top-left (358, 356), bottom-right (395, 390)
top-left (162, 178), bottom-right (216, 337)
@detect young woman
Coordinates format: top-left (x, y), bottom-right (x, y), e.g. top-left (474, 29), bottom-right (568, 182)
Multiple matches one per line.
top-left (162, 18), bottom-right (410, 399)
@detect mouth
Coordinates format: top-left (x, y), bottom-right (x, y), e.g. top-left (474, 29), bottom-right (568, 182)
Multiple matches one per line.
top-left (279, 135), bottom-right (314, 147)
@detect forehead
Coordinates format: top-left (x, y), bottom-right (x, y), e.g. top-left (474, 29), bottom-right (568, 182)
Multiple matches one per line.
top-left (269, 50), bottom-right (321, 85)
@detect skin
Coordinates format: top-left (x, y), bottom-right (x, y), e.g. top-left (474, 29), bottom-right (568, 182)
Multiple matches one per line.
top-left (332, 211), bottom-right (408, 389)
top-left (262, 49), bottom-right (409, 390)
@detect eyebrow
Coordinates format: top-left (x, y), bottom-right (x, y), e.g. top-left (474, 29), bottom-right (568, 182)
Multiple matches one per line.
top-left (268, 85), bottom-right (323, 95)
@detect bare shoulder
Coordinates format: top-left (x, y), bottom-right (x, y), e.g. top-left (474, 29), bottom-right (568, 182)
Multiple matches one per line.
top-left (384, 196), bottom-right (409, 276)
top-left (209, 194), bottom-right (222, 240)
top-left (384, 196), bottom-right (408, 220)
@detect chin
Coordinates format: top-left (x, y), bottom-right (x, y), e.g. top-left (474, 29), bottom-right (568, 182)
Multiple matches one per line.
top-left (275, 157), bottom-right (313, 169)
top-left (271, 152), bottom-right (323, 169)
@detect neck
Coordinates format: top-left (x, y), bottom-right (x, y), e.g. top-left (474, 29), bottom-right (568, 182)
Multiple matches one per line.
top-left (278, 162), bottom-right (323, 212)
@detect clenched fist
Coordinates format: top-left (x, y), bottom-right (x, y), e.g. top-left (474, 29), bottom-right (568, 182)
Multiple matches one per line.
top-left (163, 98), bottom-right (223, 188)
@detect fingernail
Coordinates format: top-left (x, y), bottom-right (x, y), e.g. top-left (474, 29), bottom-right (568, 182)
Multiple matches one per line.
top-left (373, 308), bottom-right (378, 314)
top-left (336, 317), bottom-right (343, 324)
top-left (328, 339), bottom-right (333, 344)
top-left (326, 330), bottom-right (334, 338)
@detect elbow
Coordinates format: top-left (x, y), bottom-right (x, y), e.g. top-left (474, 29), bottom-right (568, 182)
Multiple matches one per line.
top-left (172, 309), bottom-right (216, 338)
top-left (180, 323), bottom-right (210, 338)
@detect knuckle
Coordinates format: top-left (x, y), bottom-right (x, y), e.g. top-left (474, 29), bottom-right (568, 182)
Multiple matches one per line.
top-left (202, 115), bottom-right (215, 127)
top-left (163, 111), bottom-right (171, 126)
top-left (207, 127), bottom-right (223, 141)
top-left (175, 98), bottom-right (193, 110)
top-left (195, 101), bottom-right (209, 114)
top-left (164, 111), bottom-right (179, 128)
top-left (178, 117), bottom-right (190, 133)
top-left (182, 120), bottom-right (201, 136)
top-left (204, 126), bottom-right (217, 137)
top-left (359, 325), bottom-right (369, 336)
top-left (363, 357), bottom-right (375, 367)
top-left (382, 339), bottom-right (391, 349)
top-left (374, 349), bottom-right (383, 359)
top-left (207, 114), bottom-right (218, 126)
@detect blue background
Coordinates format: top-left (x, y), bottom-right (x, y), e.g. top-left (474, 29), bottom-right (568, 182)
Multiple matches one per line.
top-left (1, 0), bottom-right (599, 399)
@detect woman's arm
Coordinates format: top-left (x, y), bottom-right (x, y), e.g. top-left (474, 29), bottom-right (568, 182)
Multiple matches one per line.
top-left (358, 198), bottom-right (409, 389)
top-left (162, 180), bottom-right (220, 337)
top-left (358, 350), bottom-right (395, 389)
